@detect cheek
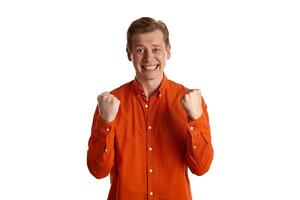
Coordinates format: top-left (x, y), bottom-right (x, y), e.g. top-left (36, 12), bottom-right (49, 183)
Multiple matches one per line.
top-left (133, 55), bottom-right (143, 62)
top-left (132, 57), bottom-right (140, 65)
top-left (157, 54), bottom-right (167, 62)
top-left (132, 59), bottom-right (142, 69)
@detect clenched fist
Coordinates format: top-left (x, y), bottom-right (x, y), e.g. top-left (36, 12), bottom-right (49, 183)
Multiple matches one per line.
top-left (97, 92), bottom-right (120, 123)
top-left (181, 89), bottom-right (203, 120)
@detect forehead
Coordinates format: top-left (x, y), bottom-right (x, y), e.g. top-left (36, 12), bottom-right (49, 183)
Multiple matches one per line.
top-left (131, 29), bottom-right (165, 46)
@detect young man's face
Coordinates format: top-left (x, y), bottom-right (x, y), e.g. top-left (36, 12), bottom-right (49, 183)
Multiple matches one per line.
top-left (128, 29), bottom-right (171, 82)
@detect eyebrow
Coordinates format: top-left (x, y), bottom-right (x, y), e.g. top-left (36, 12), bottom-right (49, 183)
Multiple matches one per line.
top-left (133, 44), bottom-right (144, 47)
top-left (133, 44), bottom-right (163, 48)
top-left (152, 45), bottom-right (162, 48)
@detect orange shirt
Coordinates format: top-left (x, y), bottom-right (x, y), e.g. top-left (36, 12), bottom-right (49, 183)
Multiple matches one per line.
top-left (87, 75), bottom-right (213, 200)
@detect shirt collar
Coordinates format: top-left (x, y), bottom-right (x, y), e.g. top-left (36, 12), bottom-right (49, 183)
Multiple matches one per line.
top-left (131, 73), bottom-right (169, 97)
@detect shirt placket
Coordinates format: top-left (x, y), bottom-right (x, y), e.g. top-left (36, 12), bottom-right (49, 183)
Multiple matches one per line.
top-left (139, 92), bottom-right (157, 199)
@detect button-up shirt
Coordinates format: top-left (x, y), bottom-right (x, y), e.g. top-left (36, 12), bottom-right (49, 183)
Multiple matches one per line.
top-left (87, 75), bottom-right (213, 200)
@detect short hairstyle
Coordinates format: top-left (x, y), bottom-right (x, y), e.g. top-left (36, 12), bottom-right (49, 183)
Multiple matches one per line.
top-left (126, 17), bottom-right (170, 50)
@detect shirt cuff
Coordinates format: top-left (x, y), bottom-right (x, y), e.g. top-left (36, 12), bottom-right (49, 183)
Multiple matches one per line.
top-left (93, 115), bottom-right (115, 139)
top-left (188, 111), bottom-right (208, 127)
top-left (187, 113), bottom-right (210, 144)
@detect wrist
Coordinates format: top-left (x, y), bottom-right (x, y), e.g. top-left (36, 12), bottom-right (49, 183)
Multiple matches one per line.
top-left (189, 110), bottom-right (203, 121)
top-left (99, 113), bottom-right (114, 123)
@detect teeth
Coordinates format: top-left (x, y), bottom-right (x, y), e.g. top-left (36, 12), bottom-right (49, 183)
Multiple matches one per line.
top-left (142, 65), bottom-right (159, 71)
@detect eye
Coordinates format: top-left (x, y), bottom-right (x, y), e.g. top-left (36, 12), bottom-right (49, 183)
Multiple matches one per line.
top-left (153, 48), bottom-right (161, 53)
top-left (135, 48), bottom-right (144, 54)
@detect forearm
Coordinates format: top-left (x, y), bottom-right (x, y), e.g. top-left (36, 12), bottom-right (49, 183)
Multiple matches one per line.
top-left (185, 104), bottom-right (214, 176)
top-left (87, 108), bottom-right (115, 179)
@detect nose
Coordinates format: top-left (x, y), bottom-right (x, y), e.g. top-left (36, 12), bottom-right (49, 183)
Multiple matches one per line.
top-left (144, 50), bottom-right (154, 62)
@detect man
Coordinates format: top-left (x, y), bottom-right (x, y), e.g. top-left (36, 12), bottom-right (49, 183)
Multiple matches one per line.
top-left (87, 17), bottom-right (213, 200)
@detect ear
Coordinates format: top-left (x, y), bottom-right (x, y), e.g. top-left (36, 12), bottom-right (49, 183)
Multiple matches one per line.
top-left (126, 47), bottom-right (132, 61)
top-left (167, 46), bottom-right (171, 60)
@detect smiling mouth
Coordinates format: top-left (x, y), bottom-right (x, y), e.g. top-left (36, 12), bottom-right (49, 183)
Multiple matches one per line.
top-left (141, 64), bottom-right (159, 71)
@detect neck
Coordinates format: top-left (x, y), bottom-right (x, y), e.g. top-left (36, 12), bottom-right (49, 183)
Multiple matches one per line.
top-left (136, 74), bottom-right (163, 99)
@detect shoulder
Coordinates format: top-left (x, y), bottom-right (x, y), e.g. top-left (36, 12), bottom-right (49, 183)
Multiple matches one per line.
top-left (109, 80), bottom-right (134, 99)
top-left (167, 79), bottom-right (189, 94)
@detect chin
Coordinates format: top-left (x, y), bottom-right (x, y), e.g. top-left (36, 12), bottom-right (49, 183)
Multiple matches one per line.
top-left (142, 73), bottom-right (163, 81)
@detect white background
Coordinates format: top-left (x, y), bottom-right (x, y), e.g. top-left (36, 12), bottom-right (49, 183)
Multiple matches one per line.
top-left (1, 0), bottom-right (299, 199)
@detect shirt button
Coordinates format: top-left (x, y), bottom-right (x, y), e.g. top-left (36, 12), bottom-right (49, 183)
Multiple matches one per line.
top-left (149, 191), bottom-right (154, 196)
top-left (159, 94), bottom-right (162, 98)
top-left (148, 147), bottom-right (153, 151)
top-left (145, 104), bottom-right (149, 108)
top-left (193, 145), bottom-right (197, 149)
top-left (148, 125), bottom-right (152, 130)
top-left (106, 128), bottom-right (110, 132)
top-left (149, 169), bottom-right (153, 173)
top-left (105, 148), bottom-right (108, 152)
top-left (190, 126), bottom-right (194, 130)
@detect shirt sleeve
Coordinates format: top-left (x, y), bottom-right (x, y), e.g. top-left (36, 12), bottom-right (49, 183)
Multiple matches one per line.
top-left (185, 97), bottom-right (214, 176)
top-left (87, 106), bottom-right (116, 179)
